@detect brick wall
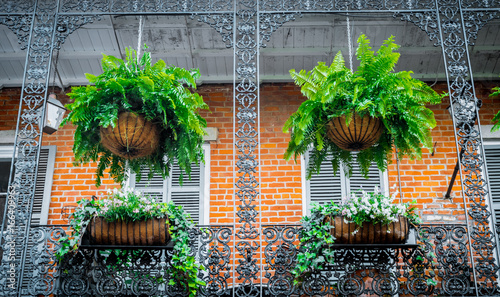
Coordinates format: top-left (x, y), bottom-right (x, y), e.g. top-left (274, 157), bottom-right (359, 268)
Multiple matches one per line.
top-left (387, 82), bottom-right (500, 223)
top-left (1, 82), bottom-right (500, 225)
top-left (0, 88), bottom-right (22, 131)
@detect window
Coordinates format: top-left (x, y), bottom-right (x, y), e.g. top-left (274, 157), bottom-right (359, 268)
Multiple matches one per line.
top-left (484, 144), bottom-right (500, 228)
top-left (0, 145), bottom-right (56, 225)
top-left (304, 152), bottom-right (388, 213)
top-left (128, 144), bottom-right (210, 224)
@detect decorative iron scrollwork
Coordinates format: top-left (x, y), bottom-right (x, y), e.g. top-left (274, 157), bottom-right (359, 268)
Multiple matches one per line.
top-left (0, 16), bottom-right (32, 50)
top-left (60, 0), bottom-right (109, 12)
top-left (259, 12), bottom-right (298, 48)
top-left (0, 0), bottom-right (35, 13)
top-left (194, 13), bottom-right (234, 48)
top-left (2, 1), bottom-right (500, 296)
top-left (435, 0), bottom-right (499, 294)
top-left (54, 15), bottom-right (102, 48)
top-left (234, 2), bottom-right (260, 295)
top-left (396, 10), bottom-right (441, 46)
top-left (263, 225), bottom-right (299, 296)
top-left (462, 11), bottom-right (498, 46)
top-left (57, 225), bottom-right (232, 296)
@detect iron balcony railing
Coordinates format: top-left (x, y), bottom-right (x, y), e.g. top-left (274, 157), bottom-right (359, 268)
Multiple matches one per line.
top-left (23, 223), bottom-right (475, 296)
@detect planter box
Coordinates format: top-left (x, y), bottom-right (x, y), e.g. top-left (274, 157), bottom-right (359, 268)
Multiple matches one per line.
top-left (326, 113), bottom-right (383, 151)
top-left (326, 216), bottom-right (410, 244)
top-left (88, 216), bottom-right (171, 246)
top-left (100, 112), bottom-right (160, 160)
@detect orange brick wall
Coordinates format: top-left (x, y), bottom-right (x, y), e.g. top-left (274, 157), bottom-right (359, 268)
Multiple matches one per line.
top-left (387, 82), bottom-right (462, 224)
top-left (387, 81), bottom-right (500, 224)
top-left (1, 82), bottom-right (500, 226)
top-left (197, 85), bottom-right (234, 225)
top-left (259, 84), bottom-right (304, 224)
top-left (0, 88), bottom-right (22, 131)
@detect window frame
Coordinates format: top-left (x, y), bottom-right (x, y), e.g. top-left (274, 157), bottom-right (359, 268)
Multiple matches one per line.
top-left (478, 124), bottom-right (500, 264)
top-left (301, 151), bottom-right (389, 215)
top-left (127, 143), bottom-right (210, 225)
top-left (481, 127), bottom-right (500, 230)
top-left (0, 144), bottom-right (56, 225)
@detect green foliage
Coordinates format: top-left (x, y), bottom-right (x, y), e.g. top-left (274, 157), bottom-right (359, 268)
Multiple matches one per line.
top-left (283, 35), bottom-right (443, 178)
top-left (490, 85), bottom-right (500, 132)
top-left (293, 188), bottom-right (421, 284)
top-left (56, 187), bottom-right (205, 297)
top-left (62, 47), bottom-right (208, 186)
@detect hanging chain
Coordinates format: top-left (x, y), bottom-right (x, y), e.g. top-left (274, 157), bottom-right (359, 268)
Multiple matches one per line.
top-left (395, 147), bottom-right (404, 203)
top-left (137, 15), bottom-right (144, 63)
top-left (52, 47), bottom-right (60, 93)
top-left (346, 13), bottom-right (353, 71)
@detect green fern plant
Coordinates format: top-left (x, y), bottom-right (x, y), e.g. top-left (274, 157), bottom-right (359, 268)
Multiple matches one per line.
top-left (490, 85), bottom-right (500, 132)
top-left (62, 47), bottom-right (208, 186)
top-left (283, 35), bottom-right (443, 178)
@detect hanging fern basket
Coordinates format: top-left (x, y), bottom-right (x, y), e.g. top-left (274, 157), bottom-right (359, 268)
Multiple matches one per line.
top-left (326, 113), bottom-right (384, 151)
top-left (100, 112), bottom-right (160, 159)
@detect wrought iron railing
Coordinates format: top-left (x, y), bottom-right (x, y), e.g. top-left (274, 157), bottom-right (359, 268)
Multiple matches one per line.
top-left (262, 224), bottom-right (473, 297)
top-left (2, 1), bottom-right (499, 295)
top-left (22, 223), bottom-right (477, 297)
top-left (24, 225), bottom-right (232, 296)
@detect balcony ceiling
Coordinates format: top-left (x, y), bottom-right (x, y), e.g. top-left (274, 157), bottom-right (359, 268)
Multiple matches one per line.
top-left (0, 13), bottom-right (499, 89)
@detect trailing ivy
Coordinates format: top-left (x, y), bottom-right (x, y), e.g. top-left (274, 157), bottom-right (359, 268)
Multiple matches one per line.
top-left (293, 189), bottom-right (421, 284)
top-left (56, 188), bottom-right (205, 297)
top-left (62, 47), bottom-right (208, 186)
top-left (283, 35), bottom-right (443, 178)
top-left (490, 84), bottom-right (500, 132)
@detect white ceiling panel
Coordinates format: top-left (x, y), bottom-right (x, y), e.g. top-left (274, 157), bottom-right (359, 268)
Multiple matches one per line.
top-left (0, 13), bottom-right (498, 88)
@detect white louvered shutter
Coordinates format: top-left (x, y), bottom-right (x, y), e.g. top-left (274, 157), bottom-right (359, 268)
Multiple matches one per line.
top-left (306, 151), bottom-right (385, 212)
top-left (346, 162), bottom-right (382, 194)
top-left (484, 145), bottom-right (500, 229)
top-left (169, 164), bottom-right (203, 224)
top-left (130, 168), bottom-right (167, 202)
top-left (308, 157), bottom-right (343, 206)
top-left (19, 146), bottom-right (56, 295)
top-left (31, 147), bottom-right (56, 225)
top-left (130, 162), bottom-right (203, 224)
top-left (1, 146), bottom-right (55, 226)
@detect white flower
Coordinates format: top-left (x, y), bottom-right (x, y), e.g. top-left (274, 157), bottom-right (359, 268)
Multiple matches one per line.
top-left (391, 189), bottom-right (399, 200)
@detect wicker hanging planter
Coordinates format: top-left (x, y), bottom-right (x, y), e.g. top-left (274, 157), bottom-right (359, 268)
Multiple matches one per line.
top-left (88, 216), bottom-right (171, 246)
top-left (100, 112), bottom-right (160, 159)
top-left (326, 113), bottom-right (384, 151)
top-left (325, 216), bottom-right (410, 244)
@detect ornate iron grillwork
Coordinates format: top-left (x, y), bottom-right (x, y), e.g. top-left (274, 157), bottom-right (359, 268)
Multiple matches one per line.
top-left (22, 225), bottom-right (232, 296)
top-left (0, 0), bottom-right (499, 295)
top-left (263, 224), bottom-right (472, 297)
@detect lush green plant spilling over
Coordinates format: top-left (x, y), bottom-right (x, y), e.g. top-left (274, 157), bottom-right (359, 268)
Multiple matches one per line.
top-left (62, 48), bottom-right (208, 186)
top-left (293, 187), bottom-right (420, 283)
top-left (491, 85), bottom-right (500, 132)
top-left (56, 187), bottom-right (205, 296)
top-left (284, 35), bottom-right (442, 178)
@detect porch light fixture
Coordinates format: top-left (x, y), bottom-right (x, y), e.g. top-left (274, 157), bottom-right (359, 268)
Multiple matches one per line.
top-left (42, 93), bottom-right (66, 134)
